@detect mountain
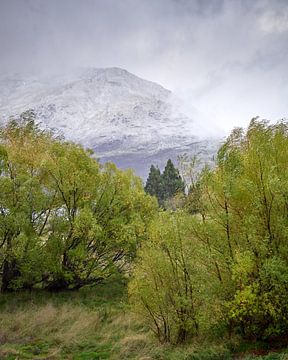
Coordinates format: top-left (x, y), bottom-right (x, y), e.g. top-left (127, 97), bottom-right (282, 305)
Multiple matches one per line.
top-left (0, 67), bottom-right (219, 178)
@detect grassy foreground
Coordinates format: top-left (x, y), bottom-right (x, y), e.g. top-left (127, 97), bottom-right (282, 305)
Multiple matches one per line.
top-left (0, 279), bottom-right (287, 360)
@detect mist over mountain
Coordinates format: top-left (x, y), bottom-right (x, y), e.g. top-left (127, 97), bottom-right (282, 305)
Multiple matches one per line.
top-left (0, 67), bottom-right (219, 178)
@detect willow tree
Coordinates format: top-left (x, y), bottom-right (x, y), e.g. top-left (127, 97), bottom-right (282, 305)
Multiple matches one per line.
top-left (0, 112), bottom-right (56, 291)
top-left (44, 145), bottom-right (157, 290)
top-left (0, 112), bottom-right (157, 292)
top-left (200, 119), bottom-right (288, 339)
top-left (130, 119), bottom-right (288, 342)
top-left (129, 211), bottom-right (207, 344)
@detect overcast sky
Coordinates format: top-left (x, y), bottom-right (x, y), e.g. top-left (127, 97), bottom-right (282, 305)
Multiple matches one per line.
top-left (0, 0), bottom-right (287, 134)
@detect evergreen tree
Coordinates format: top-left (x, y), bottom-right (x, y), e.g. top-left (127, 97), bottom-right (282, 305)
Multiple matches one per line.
top-left (144, 165), bottom-right (163, 204)
top-left (162, 159), bottom-right (185, 200)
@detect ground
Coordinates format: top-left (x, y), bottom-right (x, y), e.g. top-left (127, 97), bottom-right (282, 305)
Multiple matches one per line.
top-left (0, 278), bottom-right (287, 359)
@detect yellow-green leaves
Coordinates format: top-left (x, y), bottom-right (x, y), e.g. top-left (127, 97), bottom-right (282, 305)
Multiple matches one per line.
top-left (129, 211), bottom-right (208, 343)
top-left (0, 113), bottom-right (156, 292)
top-left (130, 119), bottom-right (288, 342)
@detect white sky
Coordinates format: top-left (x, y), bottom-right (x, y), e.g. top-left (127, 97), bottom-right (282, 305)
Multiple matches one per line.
top-left (0, 0), bottom-right (287, 136)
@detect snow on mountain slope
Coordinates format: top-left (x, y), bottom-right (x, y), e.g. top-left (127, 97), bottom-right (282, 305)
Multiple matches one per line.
top-left (0, 68), bottom-right (219, 178)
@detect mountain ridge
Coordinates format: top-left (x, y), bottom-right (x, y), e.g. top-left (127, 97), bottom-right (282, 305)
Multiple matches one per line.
top-left (0, 67), bottom-right (219, 178)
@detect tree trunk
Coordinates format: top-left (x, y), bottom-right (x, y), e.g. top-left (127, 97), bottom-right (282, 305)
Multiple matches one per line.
top-left (1, 258), bottom-right (20, 292)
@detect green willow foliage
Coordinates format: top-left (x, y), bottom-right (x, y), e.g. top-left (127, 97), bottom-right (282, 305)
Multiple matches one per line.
top-left (0, 113), bottom-right (157, 292)
top-left (212, 119), bottom-right (288, 339)
top-left (129, 211), bottom-right (209, 344)
top-left (130, 119), bottom-right (288, 343)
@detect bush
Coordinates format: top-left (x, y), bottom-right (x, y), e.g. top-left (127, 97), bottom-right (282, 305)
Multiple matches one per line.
top-left (129, 211), bottom-right (210, 344)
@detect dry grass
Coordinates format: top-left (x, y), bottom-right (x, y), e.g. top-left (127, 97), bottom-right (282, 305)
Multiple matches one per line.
top-left (103, 312), bottom-right (155, 359)
top-left (0, 303), bottom-right (100, 345)
top-left (0, 285), bottom-right (287, 359)
top-left (119, 334), bottom-right (151, 358)
top-left (0, 288), bottom-right (156, 359)
top-left (0, 302), bottom-right (105, 359)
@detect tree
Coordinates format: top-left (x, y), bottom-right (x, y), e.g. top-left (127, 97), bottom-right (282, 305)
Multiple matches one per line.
top-left (198, 120), bottom-right (288, 339)
top-left (129, 211), bottom-right (206, 344)
top-left (162, 159), bottom-right (185, 201)
top-left (131, 119), bottom-right (288, 343)
top-left (45, 151), bottom-right (157, 290)
top-left (144, 165), bottom-right (163, 205)
top-left (0, 113), bottom-right (157, 292)
top-left (144, 160), bottom-right (185, 208)
top-left (0, 111), bottom-right (56, 291)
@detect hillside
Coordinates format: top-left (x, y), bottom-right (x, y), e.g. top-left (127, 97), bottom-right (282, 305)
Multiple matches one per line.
top-left (0, 68), bottom-right (218, 177)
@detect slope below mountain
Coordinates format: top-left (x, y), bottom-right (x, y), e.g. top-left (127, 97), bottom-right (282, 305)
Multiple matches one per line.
top-left (0, 68), bottom-right (219, 178)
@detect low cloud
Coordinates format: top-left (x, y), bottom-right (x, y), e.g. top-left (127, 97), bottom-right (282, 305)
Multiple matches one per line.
top-left (0, 0), bottom-right (287, 135)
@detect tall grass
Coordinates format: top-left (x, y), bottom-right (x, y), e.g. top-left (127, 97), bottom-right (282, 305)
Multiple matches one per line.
top-left (0, 279), bottom-right (287, 359)
top-left (0, 279), bottom-right (156, 359)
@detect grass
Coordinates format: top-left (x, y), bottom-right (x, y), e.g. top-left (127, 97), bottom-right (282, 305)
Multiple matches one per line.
top-left (0, 278), bottom-right (287, 359)
top-left (0, 277), bottom-right (154, 359)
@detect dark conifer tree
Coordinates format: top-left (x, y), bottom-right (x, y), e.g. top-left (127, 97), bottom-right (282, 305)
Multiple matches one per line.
top-left (162, 159), bottom-right (185, 200)
top-left (144, 165), bottom-right (163, 204)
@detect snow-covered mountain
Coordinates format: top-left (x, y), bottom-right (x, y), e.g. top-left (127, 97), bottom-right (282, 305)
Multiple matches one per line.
top-left (0, 68), bottom-right (219, 178)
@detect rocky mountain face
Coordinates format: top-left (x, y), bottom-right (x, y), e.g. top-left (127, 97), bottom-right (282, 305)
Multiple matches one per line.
top-left (0, 67), bottom-right (219, 178)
